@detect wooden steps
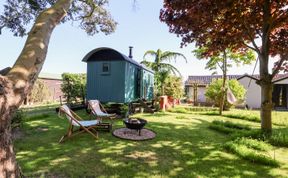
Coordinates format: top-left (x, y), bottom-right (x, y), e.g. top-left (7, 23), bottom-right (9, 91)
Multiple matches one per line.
top-left (129, 99), bottom-right (156, 114)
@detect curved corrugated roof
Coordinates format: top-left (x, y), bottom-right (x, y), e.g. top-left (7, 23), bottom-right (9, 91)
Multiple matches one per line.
top-left (82, 47), bottom-right (154, 73)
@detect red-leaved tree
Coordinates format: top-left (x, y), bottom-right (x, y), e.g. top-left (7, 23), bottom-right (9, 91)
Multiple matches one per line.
top-left (160, 0), bottom-right (288, 132)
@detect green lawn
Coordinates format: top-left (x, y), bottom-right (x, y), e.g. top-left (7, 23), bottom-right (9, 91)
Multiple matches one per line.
top-left (15, 106), bottom-right (288, 177)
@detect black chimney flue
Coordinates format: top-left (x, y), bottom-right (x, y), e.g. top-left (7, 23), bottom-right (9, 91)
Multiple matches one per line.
top-left (129, 46), bottom-right (133, 58)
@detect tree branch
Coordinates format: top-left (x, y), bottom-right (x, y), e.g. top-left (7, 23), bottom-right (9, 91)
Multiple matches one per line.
top-left (242, 42), bottom-right (259, 53)
top-left (272, 54), bottom-right (288, 78)
top-left (7, 0), bottom-right (72, 93)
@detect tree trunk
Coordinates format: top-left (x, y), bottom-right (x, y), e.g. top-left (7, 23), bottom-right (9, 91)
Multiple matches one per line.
top-left (258, 0), bottom-right (273, 133)
top-left (259, 54), bottom-right (273, 132)
top-left (219, 51), bottom-right (227, 115)
top-left (0, 77), bottom-right (22, 177)
top-left (161, 84), bottom-right (164, 96)
top-left (0, 0), bottom-right (72, 176)
top-left (260, 80), bottom-right (273, 132)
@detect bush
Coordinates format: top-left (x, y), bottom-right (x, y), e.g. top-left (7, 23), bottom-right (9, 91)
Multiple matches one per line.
top-left (163, 76), bottom-right (184, 99)
top-left (61, 73), bottom-right (86, 104)
top-left (205, 79), bottom-right (246, 109)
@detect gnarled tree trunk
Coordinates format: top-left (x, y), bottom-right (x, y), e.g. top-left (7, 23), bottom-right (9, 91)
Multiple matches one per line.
top-left (0, 0), bottom-right (71, 177)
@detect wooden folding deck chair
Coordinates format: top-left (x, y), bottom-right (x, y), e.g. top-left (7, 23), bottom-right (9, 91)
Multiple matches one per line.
top-left (58, 105), bottom-right (100, 143)
top-left (88, 100), bottom-right (116, 123)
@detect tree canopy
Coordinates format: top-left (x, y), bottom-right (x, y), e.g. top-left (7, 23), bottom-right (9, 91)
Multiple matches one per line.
top-left (0, 0), bottom-right (117, 37)
top-left (160, 1), bottom-right (288, 74)
top-left (193, 48), bottom-right (255, 75)
top-left (141, 49), bottom-right (187, 76)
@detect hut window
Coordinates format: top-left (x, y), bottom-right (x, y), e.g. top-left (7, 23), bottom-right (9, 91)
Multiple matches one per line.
top-left (102, 63), bottom-right (110, 75)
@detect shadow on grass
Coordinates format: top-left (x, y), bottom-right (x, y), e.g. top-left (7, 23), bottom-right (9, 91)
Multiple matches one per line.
top-left (14, 112), bottom-right (286, 177)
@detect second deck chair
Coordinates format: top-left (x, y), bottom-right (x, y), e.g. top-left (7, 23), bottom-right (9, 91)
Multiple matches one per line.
top-left (58, 105), bottom-right (100, 143)
top-left (88, 100), bottom-right (116, 122)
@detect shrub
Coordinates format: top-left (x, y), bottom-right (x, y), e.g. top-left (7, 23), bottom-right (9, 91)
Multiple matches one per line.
top-left (205, 79), bottom-right (246, 109)
top-left (163, 75), bottom-right (184, 99)
top-left (61, 73), bottom-right (86, 104)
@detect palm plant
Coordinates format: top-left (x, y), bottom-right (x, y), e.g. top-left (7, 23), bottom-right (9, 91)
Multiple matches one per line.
top-left (141, 49), bottom-right (187, 76)
top-left (141, 49), bottom-right (187, 95)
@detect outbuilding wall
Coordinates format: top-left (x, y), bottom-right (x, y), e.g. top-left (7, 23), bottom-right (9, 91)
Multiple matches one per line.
top-left (86, 60), bottom-right (125, 103)
top-left (238, 77), bottom-right (261, 109)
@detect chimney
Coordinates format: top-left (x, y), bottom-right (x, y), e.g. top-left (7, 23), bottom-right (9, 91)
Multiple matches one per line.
top-left (129, 46), bottom-right (133, 58)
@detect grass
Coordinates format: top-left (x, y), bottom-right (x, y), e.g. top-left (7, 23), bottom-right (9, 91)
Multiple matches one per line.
top-left (167, 105), bottom-right (218, 113)
top-left (14, 105), bottom-right (288, 177)
top-left (203, 109), bottom-right (288, 126)
top-left (211, 120), bottom-right (251, 130)
top-left (233, 138), bottom-right (271, 151)
top-left (269, 129), bottom-right (288, 147)
top-left (224, 139), bottom-right (279, 167)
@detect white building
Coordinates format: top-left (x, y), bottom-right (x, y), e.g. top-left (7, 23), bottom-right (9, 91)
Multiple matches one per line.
top-left (185, 74), bottom-right (288, 109)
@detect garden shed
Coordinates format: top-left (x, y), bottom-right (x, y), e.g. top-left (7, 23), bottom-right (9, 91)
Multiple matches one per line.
top-left (82, 47), bottom-right (154, 103)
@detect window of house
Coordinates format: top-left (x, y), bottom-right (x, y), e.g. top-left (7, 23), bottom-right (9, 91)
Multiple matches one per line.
top-left (101, 63), bottom-right (110, 75)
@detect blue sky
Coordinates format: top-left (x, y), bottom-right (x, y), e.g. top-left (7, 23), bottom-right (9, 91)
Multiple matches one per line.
top-left (0, 0), bottom-right (260, 80)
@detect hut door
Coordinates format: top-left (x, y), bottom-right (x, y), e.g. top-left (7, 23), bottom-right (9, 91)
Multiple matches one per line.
top-left (135, 69), bottom-right (141, 99)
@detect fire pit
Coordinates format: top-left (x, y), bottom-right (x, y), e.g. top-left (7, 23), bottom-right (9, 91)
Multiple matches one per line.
top-left (123, 118), bottom-right (147, 136)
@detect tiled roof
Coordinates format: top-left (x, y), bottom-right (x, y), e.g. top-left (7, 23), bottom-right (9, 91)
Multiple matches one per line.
top-left (185, 75), bottom-right (242, 85)
top-left (273, 73), bottom-right (288, 83)
top-left (185, 73), bottom-right (288, 85)
top-left (38, 73), bottom-right (62, 80)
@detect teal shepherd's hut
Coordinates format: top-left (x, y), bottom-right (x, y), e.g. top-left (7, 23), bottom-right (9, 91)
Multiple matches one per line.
top-left (82, 47), bottom-right (154, 103)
